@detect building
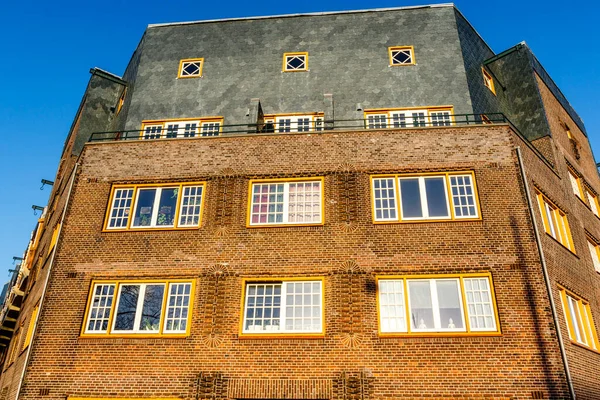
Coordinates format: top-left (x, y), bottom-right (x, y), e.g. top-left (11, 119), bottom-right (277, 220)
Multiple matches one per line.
top-left (0, 3), bottom-right (599, 399)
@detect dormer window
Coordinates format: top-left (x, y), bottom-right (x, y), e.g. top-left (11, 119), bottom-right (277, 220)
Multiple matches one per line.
top-left (283, 52), bottom-right (308, 72)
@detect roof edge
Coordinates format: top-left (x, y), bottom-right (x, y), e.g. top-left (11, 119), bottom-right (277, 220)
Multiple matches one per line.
top-left (147, 3), bottom-right (455, 28)
top-left (89, 68), bottom-right (125, 84)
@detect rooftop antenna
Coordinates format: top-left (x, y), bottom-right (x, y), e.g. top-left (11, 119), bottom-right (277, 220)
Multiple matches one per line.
top-left (32, 205), bottom-right (44, 216)
top-left (40, 179), bottom-right (54, 190)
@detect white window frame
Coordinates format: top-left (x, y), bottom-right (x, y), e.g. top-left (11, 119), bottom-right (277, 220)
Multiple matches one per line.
top-left (587, 238), bottom-right (600, 273)
top-left (365, 108), bottom-right (454, 129)
top-left (536, 191), bottom-right (574, 252)
top-left (585, 187), bottom-right (600, 217)
top-left (371, 172), bottom-right (479, 223)
top-left (265, 114), bottom-right (323, 133)
top-left (105, 183), bottom-right (205, 231)
top-left (141, 118), bottom-right (223, 139)
top-left (560, 289), bottom-right (599, 350)
top-left (248, 179), bottom-right (324, 226)
top-left (83, 280), bottom-right (194, 336)
top-left (241, 280), bottom-right (323, 335)
top-left (378, 275), bottom-right (499, 335)
top-left (568, 168), bottom-right (584, 199)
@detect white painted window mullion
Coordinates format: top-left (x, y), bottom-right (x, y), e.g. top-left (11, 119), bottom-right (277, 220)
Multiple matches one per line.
top-left (430, 280), bottom-right (441, 329)
top-left (280, 282), bottom-right (287, 330)
top-left (150, 188), bottom-right (162, 227)
top-left (133, 284), bottom-right (146, 333)
top-left (418, 177), bottom-right (429, 218)
top-left (283, 183), bottom-right (290, 223)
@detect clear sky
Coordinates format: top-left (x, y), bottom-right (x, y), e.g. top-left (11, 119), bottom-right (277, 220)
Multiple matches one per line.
top-left (0, 0), bottom-right (598, 278)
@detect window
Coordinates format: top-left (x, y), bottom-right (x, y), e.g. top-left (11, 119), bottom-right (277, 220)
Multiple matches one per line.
top-left (82, 279), bottom-right (194, 336)
top-left (283, 52), bottom-right (308, 72)
top-left (482, 67), bottom-right (496, 95)
top-left (264, 113), bottom-right (323, 133)
top-left (22, 304), bottom-right (39, 351)
top-left (248, 178), bottom-right (324, 226)
top-left (559, 288), bottom-right (600, 351)
top-left (241, 279), bottom-right (323, 336)
top-left (378, 274), bottom-right (500, 335)
top-left (116, 88), bottom-right (127, 115)
top-left (388, 46), bottom-right (415, 66)
top-left (587, 237), bottom-right (600, 273)
top-left (567, 167), bottom-right (584, 199)
top-left (48, 224), bottom-right (60, 255)
top-left (481, 114), bottom-right (493, 124)
top-left (585, 186), bottom-right (600, 217)
top-left (371, 172), bottom-right (480, 223)
top-left (364, 107), bottom-right (454, 129)
top-left (104, 182), bottom-right (205, 231)
top-left (141, 117), bottom-right (223, 139)
top-left (536, 190), bottom-right (575, 252)
top-left (178, 58), bottom-right (204, 78)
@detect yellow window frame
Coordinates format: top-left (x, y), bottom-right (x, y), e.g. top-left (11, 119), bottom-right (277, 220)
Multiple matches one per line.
top-left (567, 166), bottom-right (585, 200)
top-left (238, 276), bottom-right (325, 339)
top-left (246, 176), bottom-right (325, 228)
top-left (69, 398), bottom-right (180, 400)
top-left (388, 45), bottom-right (416, 66)
top-left (21, 303), bottom-right (39, 352)
top-left (536, 190), bottom-right (575, 253)
top-left (586, 235), bottom-right (600, 273)
top-left (376, 272), bottom-right (501, 337)
top-left (482, 67), bottom-right (496, 95)
top-left (282, 52), bottom-right (308, 72)
top-left (370, 171), bottom-right (482, 224)
top-left (178, 58), bottom-right (204, 78)
top-left (559, 286), bottom-right (600, 352)
top-left (80, 278), bottom-right (196, 338)
top-left (140, 116), bottom-right (224, 139)
top-left (584, 184), bottom-right (600, 217)
top-left (116, 87), bottom-right (127, 116)
top-left (103, 181), bottom-right (207, 232)
top-left (48, 223), bottom-right (61, 256)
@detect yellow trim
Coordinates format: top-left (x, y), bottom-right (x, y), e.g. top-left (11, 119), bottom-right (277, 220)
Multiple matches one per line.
top-left (558, 285), bottom-right (600, 351)
top-left (370, 171), bottom-right (482, 224)
top-left (481, 114), bottom-right (492, 124)
top-left (363, 106), bottom-right (455, 129)
top-left (21, 303), bottom-right (39, 351)
top-left (177, 58), bottom-right (204, 79)
top-left (388, 46), bottom-right (416, 66)
top-left (246, 177), bottom-right (326, 228)
top-left (535, 190), bottom-right (576, 253)
top-left (48, 224), bottom-right (61, 255)
top-left (264, 112), bottom-right (324, 118)
top-left (80, 278), bottom-right (195, 338)
top-left (364, 105), bottom-right (454, 114)
top-left (482, 67), bottom-right (496, 95)
top-left (116, 87), bottom-right (127, 116)
top-left (376, 272), bottom-right (501, 337)
top-left (69, 398), bottom-right (181, 400)
top-left (282, 52), bottom-right (309, 72)
top-left (238, 277), bottom-right (325, 339)
top-left (102, 181), bottom-right (207, 232)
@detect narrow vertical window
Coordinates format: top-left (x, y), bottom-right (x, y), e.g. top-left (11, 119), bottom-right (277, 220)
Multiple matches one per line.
top-left (567, 168), bottom-right (584, 199)
top-left (85, 284), bottom-right (115, 333)
top-left (463, 277), bottom-right (496, 331)
top-left (378, 280), bottom-right (406, 333)
top-left (164, 282), bottom-right (192, 333)
top-left (585, 187), bottom-right (600, 217)
top-left (560, 288), bottom-right (599, 351)
top-left (178, 186), bottom-right (204, 227)
top-left (482, 68), bottom-right (496, 94)
top-left (587, 238), bottom-right (600, 273)
top-left (372, 178), bottom-right (397, 221)
top-left (536, 191), bottom-right (575, 252)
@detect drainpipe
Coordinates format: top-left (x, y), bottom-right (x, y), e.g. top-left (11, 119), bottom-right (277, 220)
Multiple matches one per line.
top-left (515, 147), bottom-right (576, 400)
top-left (14, 163), bottom-right (79, 400)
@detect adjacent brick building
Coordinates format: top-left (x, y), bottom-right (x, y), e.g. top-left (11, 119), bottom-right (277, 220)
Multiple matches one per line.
top-left (0, 4), bottom-right (598, 400)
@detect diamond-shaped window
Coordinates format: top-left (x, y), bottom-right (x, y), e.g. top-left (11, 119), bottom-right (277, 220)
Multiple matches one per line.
top-left (389, 47), bottom-right (415, 66)
top-left (179, 59), bottom-right (203, 78)
top-left (284, 53), bottom-right (308, 71)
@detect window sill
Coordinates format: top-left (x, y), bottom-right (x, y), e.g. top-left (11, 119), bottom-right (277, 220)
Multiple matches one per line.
top-left (545, 233), bottom-right (578, 256)
top-left (378, 331), bottom-right (502, 338)
top-left (102, 226), bottom-right (200, 233)
top-left (246, 222), bottom-right (325, 228)
top-left (238, 333), bottom-right (325, 339)
top-left (373, 217), bottom-right (482, 224)
top-left (570, 340), bottom-right (600, 355)
top-left (79, 333), bottom-right (190, 339)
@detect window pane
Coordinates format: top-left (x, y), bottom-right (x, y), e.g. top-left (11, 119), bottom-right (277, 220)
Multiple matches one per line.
top-left (450, 175), bottom-right (478, 218)
top-left (399, 178), bottom-right (422, 218)
top-left (244, 283), bottom-right (282, 331)
top-left (587, 191), bottom-right (599, 216)
top-left (588, 241), bottom-right (600, 273)
top-left (568, 296), bottom-right (585, 344)
top-left (373, 178), bottom-right (397, 221)
top-left (408, 281), bottom-right (434, 330)
top-left (284, 281), bottom-right (322, 332)
top-left (114, 285), bottom-right (140, 331)
top-left (379, 280), bottom-right (406, 332)
top-left (179, 186), bottom-right (204, 227)
top-left (108, 189), bottom-right (133, 229)
top-left (132, 189), bottom-right (157, 227)
top-left (156, 188), bottom-right (178, 226)
top-left (436, 279), bottom-right (464, 330)
top-left (165, 283), bottom-right (192, 332)
top-left (250, 183), bottom-right (285, 225)
top-left (288, 182), bottom-right (322, 223)
top-left (138, 284), bottom-right (165, 332)
top-left (424, 177), bottom-right (449, 218)
top-left (87, 284), bottom-right (115, 332)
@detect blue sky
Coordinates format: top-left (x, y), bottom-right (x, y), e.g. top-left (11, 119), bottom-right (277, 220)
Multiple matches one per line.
top-left (0, 0), bottom-right (598, 278)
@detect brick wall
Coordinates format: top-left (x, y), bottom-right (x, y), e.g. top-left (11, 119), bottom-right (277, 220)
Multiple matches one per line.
top-left (16, 124), bottom-right (574, 399)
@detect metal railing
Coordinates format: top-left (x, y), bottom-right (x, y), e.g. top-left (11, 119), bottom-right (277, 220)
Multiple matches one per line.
top-left (88, 113), bottom-right (508, 143)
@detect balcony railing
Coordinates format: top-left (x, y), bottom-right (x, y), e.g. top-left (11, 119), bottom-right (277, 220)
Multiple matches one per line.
top-left (89, 113), bottom-right (509, 143)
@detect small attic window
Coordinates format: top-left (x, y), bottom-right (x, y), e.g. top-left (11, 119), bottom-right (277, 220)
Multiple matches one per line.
top-left (482, 68), bottom-right (496, 95)
top-left (116, 88), bottom-right (127, 115)
top-left (178, 58), bottom-right (203, 78)
top-left (388, 46), bottom-right (415, 66)
top-left (283, 52), bottom-right (308, 72)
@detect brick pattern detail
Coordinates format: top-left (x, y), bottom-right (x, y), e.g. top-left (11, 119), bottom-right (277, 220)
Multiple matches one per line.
top-left (197, 372), bottom-right (225, 399)
top-left (227, 378), bottom-right (332, 399)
